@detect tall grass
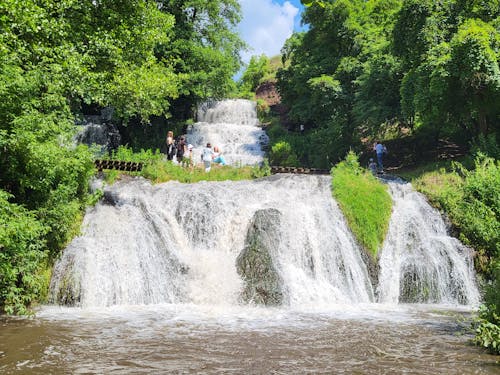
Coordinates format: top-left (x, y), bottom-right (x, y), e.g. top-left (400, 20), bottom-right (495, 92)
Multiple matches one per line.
top-left (331, 152), bottom-right (392, 258)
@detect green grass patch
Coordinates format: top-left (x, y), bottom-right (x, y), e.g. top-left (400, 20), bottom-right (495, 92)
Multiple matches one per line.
top-left (103, 146), bottom-right (270, 184)
top-left (331, 152), bottom-right (392, 258)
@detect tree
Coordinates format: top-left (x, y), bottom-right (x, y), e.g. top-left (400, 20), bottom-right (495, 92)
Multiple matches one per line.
top-left (239, 55), bottom-right (271, 94)
top-left (448, 19), bottom-right (500, 135)
top-left (154, 0), bottom-right (244, 104)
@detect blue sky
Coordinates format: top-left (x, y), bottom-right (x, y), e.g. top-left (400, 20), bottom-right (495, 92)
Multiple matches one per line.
top-left (237, 0), bottom-right (305, 65)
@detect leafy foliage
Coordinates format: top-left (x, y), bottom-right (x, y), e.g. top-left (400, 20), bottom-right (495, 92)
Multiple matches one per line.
top-left (414, 155), bottom-right (499, 264)
top-left (277, 0), bottom-right (500, 168)
top-left (474, 265), bottom-right (500, 354)
top-left (270, 141), bottom-right (300, 167)
top-left (0, 191), bottom-right (47, 315)
top-left (239, 55), bottom-right (272, 94)
top-left (0, 0), bottom-right (245, 313)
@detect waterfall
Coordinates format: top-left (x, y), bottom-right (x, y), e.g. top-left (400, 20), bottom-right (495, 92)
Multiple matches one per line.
top-left (377, 181), bottom-right (479, 305)
top-left (186, 99), bottom-right (269, 166)
top-left (51, 99), bottom-right (479, 309)
top-left (74, 109), bottom-right (120, 155)
top-left (50, 175), bottom-right (374, 308)
top-left (50, 176), bottom-right (480, 308)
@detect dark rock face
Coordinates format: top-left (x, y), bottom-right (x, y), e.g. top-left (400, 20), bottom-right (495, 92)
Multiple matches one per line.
top-left (359, 247), bottom-right (380, 295)
top-left (236, 209), bottom-right (284, 306)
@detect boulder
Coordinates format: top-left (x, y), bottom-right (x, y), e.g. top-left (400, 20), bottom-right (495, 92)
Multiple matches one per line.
top-left (236, 208), bottom-right (284, 306)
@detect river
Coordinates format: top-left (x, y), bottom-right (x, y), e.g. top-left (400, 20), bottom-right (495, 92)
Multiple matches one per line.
top-left (1, 304), bottom-right (497, 374)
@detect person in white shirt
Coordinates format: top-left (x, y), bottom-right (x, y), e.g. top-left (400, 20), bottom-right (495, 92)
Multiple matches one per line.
top-left (202, 143), bottom-right (214, 172)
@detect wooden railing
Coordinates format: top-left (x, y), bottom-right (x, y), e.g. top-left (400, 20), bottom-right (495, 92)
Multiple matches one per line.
top-left (94, 159), bottom-right (143, 172)
top-left (94, 160), bottom-right (329, 175)
top-left (270, 166), bottom-right (330, 175)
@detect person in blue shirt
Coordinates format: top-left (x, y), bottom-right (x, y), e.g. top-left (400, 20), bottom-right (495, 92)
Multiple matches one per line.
top-left (212, 146), bottom-right (226, 166)
top-left (373, 141), bottom-right (387, 172)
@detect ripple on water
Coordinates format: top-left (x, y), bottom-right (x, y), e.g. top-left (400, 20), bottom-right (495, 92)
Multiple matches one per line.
top-left (0, 303), bottom-right (498, 374)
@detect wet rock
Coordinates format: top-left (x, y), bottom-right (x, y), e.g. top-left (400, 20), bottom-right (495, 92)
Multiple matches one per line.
top-left (359, 247), bottom-right (380, 294)
top-left (236, 208), bottom-right (284, 306)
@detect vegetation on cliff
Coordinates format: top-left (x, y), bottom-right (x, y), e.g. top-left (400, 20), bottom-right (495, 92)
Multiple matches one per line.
top-left (276, 0), bottom-right (499, 168)
top-left (331, 152), bottom-right (392, 259)
top-left (408, 155), bottom-right (499, 353)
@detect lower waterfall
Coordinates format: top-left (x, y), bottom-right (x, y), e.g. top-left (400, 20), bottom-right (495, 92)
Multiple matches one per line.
top-left (49, 175), bottom-right (478, 308)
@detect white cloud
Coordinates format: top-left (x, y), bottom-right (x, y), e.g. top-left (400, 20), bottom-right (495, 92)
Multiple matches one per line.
top-left (238, 0), bottom-right (299, 64)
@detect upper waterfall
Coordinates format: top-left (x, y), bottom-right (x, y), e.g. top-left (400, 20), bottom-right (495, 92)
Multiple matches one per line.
top-left (186, 99), bottom-right (269, 166)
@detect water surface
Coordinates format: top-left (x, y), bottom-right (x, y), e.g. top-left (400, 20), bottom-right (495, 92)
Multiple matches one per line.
top-left (1, 304), bottom-right (497, 374)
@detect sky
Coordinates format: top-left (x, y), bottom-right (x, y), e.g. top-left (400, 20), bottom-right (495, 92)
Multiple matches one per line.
top-left (237, 0), bottom-right (305, 65)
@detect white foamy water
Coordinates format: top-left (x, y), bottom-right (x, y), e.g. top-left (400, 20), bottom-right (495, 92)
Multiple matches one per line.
top-left (186, 99), bottom-right (268, 166)
top-left (50, 175), bottom-right (373, 308)
top-left (377, 181), bottom-right (479, 305)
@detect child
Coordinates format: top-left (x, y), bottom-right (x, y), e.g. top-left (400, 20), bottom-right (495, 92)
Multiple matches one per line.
top-left (182, 144), bottom-right (194, 168)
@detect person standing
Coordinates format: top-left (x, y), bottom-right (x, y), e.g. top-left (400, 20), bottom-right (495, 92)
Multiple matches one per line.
top-left (373, 141), bottom-right (387, 172)
top-left (166, 131), bottom-right (175, 160)
top-left (183, 144), bottom-right (194, 168)
top-left (176, 136), bottom-right (186, 163)
top-left (202, 143), bottom-right (214, 172)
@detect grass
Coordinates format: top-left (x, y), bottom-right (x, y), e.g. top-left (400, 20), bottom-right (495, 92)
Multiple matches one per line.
top-left (331, 152), bottom-right (392, 258)
top-left (142, 158), bottom-right (268, 184)
top-left (101, 146), bottom-right (270, 185)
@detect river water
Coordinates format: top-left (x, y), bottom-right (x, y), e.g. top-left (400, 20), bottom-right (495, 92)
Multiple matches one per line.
top-left (1, 304), bottom-right (498, 374)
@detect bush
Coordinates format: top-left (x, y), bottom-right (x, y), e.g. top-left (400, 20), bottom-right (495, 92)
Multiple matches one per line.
top-left (270, 141), bottom-right (299, 166)
top-left (474, 266), bottom-right (500, 354)
top-left (331, 151), bottom-right (392, 258)
top-left (414, 155), bottom-right (499, 264)
top-left (0, 191), bottom-right (48, 314)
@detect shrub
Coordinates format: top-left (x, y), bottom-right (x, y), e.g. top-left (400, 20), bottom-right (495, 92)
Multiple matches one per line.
top-left (270, 141), bottom-right (299, 166)
top-left (414, 155), bottom-right (499, 264)
top-left (474, 266), bottom-right (500, 354)
top-left (0, 191), bottom-right (48, 314)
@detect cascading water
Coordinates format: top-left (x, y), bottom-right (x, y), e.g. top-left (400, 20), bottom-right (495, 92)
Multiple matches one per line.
top-left (74, 109), bottom-right (120, 154)
top-left (186, 99), bottom-right (269, 166)
top-left (9, 100), bottom-right (489, 374)
top-left (51, 99), bottom-right (480, 309)
top-left (50, 175), bottom-right (374, 308)
top-left (377, 180), bottom-right (479, 305)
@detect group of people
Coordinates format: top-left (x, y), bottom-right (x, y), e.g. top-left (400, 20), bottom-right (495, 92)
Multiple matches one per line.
top-left (166, 131), bottom-right (226, 172)
top-left (165, 131), bottom-right (193, 167)
top-left (368, 141), bottom-right (388, 175)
